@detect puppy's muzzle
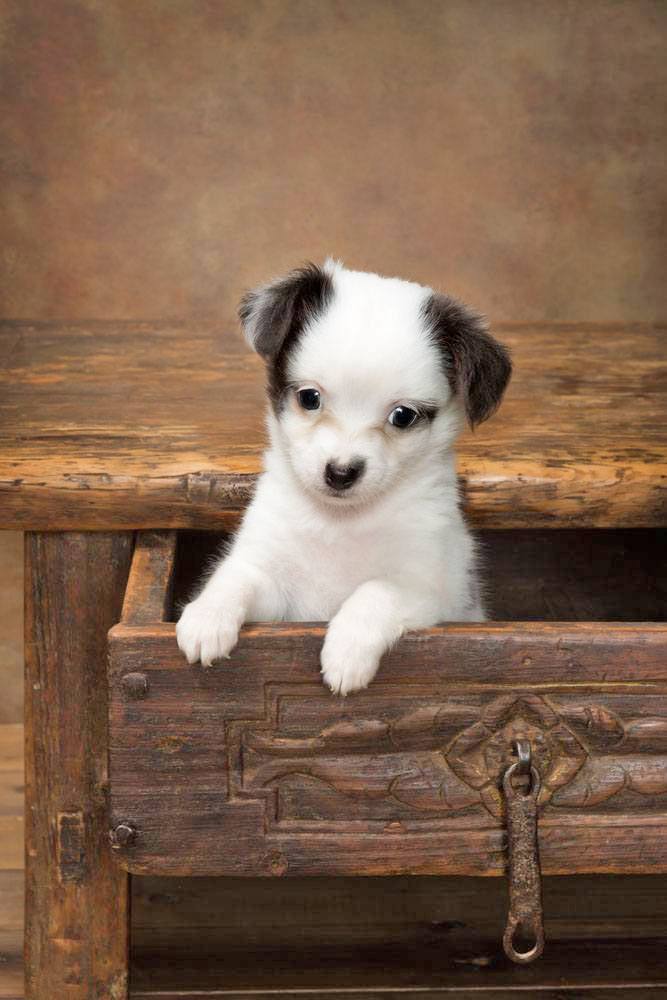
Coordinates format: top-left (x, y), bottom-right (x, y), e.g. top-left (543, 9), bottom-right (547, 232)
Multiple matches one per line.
top-left (325, 459), bottom-right (366, 492)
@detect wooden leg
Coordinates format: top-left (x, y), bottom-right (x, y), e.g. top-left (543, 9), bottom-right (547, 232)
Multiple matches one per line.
top-left (25, 532), bottom-right (134, 1000)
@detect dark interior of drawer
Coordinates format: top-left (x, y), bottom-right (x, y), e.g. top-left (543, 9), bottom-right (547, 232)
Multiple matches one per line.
top-left (169, 528), bottom-right (666, 622)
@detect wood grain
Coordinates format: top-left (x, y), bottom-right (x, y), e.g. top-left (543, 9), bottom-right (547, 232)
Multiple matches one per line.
top-left (0, 773), bottom-right (22, 820)
top-left (129, 938), bottom-right (667, 996)
top-left (0, 533), bottom-right (23, 725)
top-left (1, 322), bottom-right (665, 530)
top-left (25, 532), bottom-right (133, 1000)
top-left (0, 726), bottom-right (23, 773)
top-left (129, 990), bottom-right (667, 999)
top-left (0, 726), bottom-right (23, 998)
top-left (131, 872), bottom-right (667, 948)
top-left (121, 532), bottom-right (177, 624)
top-left (0, 937), bottom-right (22, 1000)
top-left (108, 621), bottom-right (667, 878)
top-left (0, 818), bottom-right (23, 870)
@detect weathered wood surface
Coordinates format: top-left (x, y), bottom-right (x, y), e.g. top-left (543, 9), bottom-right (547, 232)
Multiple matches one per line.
top-left (0, 725), bottom-right (23, 837)
top-left (108, 621), bottom-right (667, 877)
top-left (129, 938), bottom-right (667, 997)
top-left (4, 868), bottom-right (667, 997)
top-left (25, 532), bottom-right (133, 1000)
top-left (129, 989), bottom-right (667, 999)
top-left (2, 322), bottom-right (665, 530)
top-left (121, 532), bottom-right (177, 624)
top-left (132, 872), bottom-right (667, 950)
top-left (0, 722), bottom-right (22, 1000)
top-left (4, 706), bottom-right (667, 997)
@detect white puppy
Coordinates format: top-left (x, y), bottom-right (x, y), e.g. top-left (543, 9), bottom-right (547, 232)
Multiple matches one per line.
top-left (177, 261), bottom-right (511, 695)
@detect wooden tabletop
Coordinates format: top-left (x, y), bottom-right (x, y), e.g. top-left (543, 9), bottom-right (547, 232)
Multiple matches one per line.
top-left (1, 321), bottom-right (665, 531)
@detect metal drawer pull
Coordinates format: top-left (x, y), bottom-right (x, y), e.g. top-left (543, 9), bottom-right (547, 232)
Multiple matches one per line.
top-left (502, 739), bottom-right (545, 964)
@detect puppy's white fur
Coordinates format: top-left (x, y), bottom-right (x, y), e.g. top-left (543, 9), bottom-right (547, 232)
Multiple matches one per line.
top-left (177, 261), bottom-right (508, 695)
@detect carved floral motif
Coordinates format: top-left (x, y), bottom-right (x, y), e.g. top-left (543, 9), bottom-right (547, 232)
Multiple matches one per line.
top-left (235, 691), bottom-right (667, 823)
top-left (445, 694), bottom-right (587, 815)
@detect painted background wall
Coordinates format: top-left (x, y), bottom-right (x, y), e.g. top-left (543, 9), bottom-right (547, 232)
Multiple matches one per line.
top-left (2, 0), bottom-right (666, 328)
top-left (1, 0), bottom-right (665, 720)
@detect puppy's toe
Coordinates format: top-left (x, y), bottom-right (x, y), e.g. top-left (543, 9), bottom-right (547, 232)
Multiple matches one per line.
top-left (320, 628), bottom-right (380, 696)
top-left (199, 621), bottom-right (239, 666)
top-left (175, 611), bottom-right (202, 664)
top-left (176, 602), bottom-right (240, 666)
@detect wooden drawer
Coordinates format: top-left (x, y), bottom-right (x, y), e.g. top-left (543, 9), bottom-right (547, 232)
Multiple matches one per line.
top-left (108, 529), bottom-right (667, 878)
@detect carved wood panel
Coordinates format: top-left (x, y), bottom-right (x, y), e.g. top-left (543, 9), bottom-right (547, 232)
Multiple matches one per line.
top-left (108, 622), bottom-right (667, 876)
top-left (232, 689), bottom-right (667, 827)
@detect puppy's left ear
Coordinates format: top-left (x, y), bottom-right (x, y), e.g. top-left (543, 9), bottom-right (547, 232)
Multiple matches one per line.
top-left (422, 292), bottom-right (512, 427)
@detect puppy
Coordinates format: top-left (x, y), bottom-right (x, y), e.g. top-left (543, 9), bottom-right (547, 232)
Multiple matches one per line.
top-left (177, 260), bottom-right (511, 695)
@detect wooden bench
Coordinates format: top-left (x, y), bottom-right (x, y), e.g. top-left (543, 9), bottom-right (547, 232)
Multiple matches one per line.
top-left (2, 320), bottom-right (666, 998)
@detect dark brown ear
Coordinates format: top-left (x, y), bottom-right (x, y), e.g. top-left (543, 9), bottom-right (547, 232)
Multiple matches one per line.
top-left (239, 262), bottom-right (334, 361)
top-left (421, 292), bottom-right (512, 426)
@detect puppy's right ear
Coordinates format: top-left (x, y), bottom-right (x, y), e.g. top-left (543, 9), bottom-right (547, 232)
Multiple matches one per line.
top-left (239, 262), bottom-right (334, 361)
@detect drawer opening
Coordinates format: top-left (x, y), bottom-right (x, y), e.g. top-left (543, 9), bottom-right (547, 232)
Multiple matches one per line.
top-left (169, 528), bottom-right (666, 623)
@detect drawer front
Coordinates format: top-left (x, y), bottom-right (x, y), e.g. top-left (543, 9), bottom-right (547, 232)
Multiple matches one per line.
top-left (108, 622), bottom-right (667, 877)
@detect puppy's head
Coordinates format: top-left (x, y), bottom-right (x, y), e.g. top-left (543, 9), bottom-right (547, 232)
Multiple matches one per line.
top-left (240, 260), bottom-right (511, 508)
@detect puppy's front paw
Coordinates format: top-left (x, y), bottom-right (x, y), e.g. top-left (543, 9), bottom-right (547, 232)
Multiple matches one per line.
top-left (176, 600), bottom-right (240, 666)
top-left (320, 623), bottom-right (380, 696)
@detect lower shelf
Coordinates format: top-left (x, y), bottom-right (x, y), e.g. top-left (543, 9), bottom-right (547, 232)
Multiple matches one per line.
top-left (130, 874), bottom-right (667, 997)
top-left (131, 938), bottom-right (667, 997)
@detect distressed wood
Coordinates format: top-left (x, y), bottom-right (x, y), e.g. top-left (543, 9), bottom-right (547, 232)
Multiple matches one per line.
top-left (4, 866), bottom-right (667, 996)
top-left (129, 938), bottom-right (667, 996)
top-left (25, 532), bottom-right (133, 1000)
top-left (0, 725), bottom-right (23, 773)
top-left (129, 990), bottom-right (667, 999)
top-left (0, 930), bottom-right (21, 996)
top-left (0, 818), bottom-right (23, 870)
top-left (1, 322), bottom-right (665, 530)
top-left (108, 621), bottom-right (667, 877)
top-left (0, 773), bottom-right (23, 820)
top-left (0, 531), bottom-right (23, 726)
top-left (0, 870), bottom-right (23, 930)
top-left (131, 873), bottom-right (667, 949)
top-left (121, 532), bottom-right (177, 624)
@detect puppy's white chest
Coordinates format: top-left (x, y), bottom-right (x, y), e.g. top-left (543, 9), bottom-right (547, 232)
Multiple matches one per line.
top-left (280, 527), bottom-right (392, 620)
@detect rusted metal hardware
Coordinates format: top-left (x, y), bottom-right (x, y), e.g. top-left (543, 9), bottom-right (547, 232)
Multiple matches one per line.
top-left (502, 739), bottom-right (545, 964)
top-left (121, 671), bottom-right (149, 699)
top-left (109, 822), bottom-right (137, 851)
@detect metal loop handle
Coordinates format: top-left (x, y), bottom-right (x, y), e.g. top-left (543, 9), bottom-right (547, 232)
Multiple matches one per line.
top-left (502, 744), bottom-right (545, 964)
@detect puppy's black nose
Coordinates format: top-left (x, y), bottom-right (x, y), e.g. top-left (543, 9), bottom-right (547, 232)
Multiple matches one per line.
top-left (325, 459), bottom-right (365, 491)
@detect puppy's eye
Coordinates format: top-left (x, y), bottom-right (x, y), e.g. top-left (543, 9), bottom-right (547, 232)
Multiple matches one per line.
top-left (296, 387), bottom-right (321, 411)
top-left (388, 405), bottom-right (420, 429)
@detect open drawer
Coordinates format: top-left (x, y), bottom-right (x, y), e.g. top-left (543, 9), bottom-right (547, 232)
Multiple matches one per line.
top-left (108, 528), bottom-right (667, 878)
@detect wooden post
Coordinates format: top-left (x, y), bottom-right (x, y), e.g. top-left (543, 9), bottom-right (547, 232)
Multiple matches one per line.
top-left (25, 532), bottom-right (134, 999)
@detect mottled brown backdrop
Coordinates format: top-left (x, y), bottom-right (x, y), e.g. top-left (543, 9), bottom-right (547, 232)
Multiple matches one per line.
top-left (1, 0), bottom-right (666, 327)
